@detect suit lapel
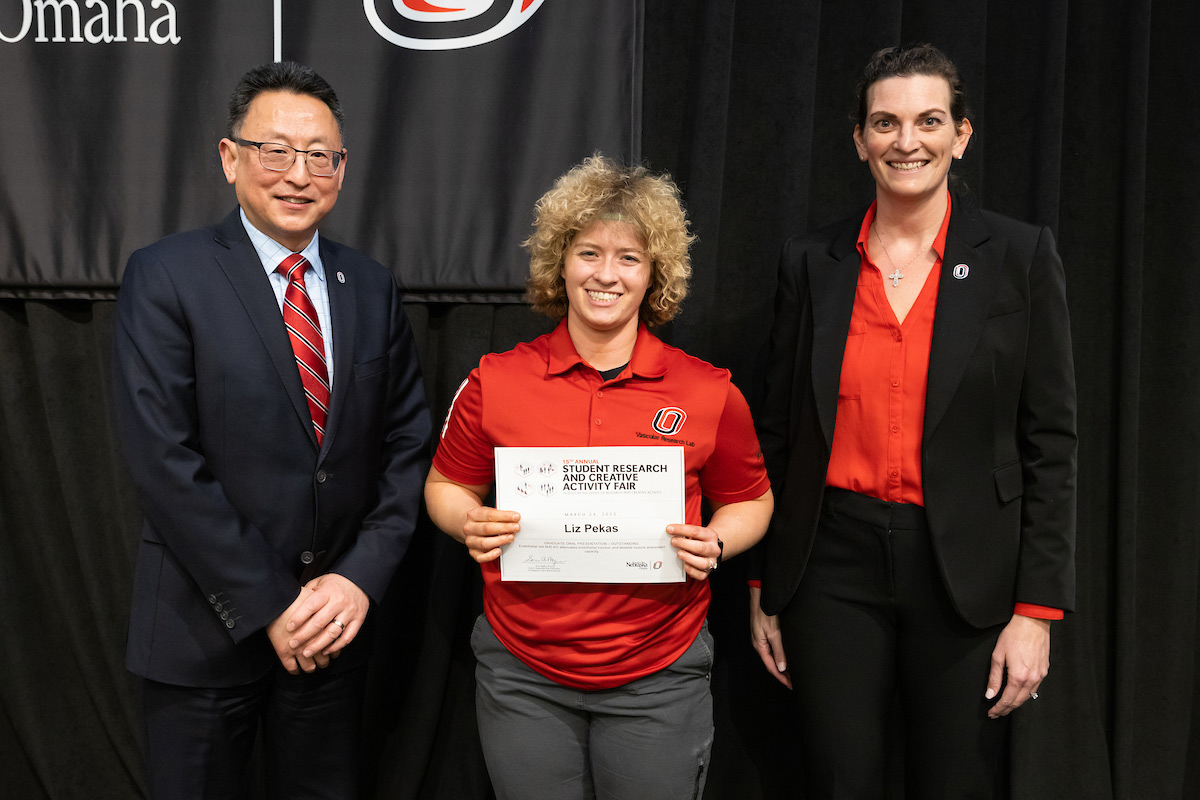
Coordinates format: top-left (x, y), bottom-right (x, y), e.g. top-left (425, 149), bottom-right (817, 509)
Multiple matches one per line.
top-left (320, 243), bottom-right (357, 461)
top-left (212, 211), bottom-right (318, 449)
top-left (923, 195), bottom-right (995, 442)
top-left (809, 220), bottom-right (862, 448)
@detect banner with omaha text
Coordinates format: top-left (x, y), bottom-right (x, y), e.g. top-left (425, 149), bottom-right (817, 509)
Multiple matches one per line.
top-left (0, 0), bottom-right (642, 299)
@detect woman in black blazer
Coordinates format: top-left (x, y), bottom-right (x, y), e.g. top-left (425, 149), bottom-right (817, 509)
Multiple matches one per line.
top-left (750, 44), bottom-right (1077, 797)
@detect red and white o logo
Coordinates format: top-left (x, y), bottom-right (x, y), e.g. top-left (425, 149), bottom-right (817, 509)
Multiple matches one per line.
top-left (365, 0), bottom-right (546, 51)
top-left (652, 407), bottom-right (687, 436)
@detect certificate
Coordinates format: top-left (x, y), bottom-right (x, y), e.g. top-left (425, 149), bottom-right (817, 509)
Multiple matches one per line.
top-left (494, 446), bottom-right (686, 583)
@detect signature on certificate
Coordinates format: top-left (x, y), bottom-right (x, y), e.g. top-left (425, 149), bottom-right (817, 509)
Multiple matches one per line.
top-left (524, 555), bottom-right (566, 566)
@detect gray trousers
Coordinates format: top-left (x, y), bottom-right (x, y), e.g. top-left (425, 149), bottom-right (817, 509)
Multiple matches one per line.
top-left (471, 614), bottom-right (715, 800)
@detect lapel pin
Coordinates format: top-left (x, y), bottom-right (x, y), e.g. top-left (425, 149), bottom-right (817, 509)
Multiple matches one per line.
top-left (953, 263), bottom-right (969, 280)
top-left (336, 271), bottom-right (346, 284)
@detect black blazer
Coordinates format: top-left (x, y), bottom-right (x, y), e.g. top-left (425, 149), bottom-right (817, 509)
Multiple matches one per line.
top-left (758, 192), bottom-right (1076, 628)
top-left (113, 209), bottom-right (431, 687)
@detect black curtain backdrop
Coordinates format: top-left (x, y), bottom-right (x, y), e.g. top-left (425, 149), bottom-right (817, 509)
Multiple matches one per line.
top-left (2, 1), bottom-right (1198, 798)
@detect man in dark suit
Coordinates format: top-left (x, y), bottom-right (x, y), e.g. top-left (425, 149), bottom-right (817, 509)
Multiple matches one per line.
top-left (113, 62), bottom-right (430, 798)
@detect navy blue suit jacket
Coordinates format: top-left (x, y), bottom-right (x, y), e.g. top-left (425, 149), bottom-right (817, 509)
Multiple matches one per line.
top-left (757, 192), bottom-right (1077, 627)
top-left (114, 209), bottom-right (431, 687)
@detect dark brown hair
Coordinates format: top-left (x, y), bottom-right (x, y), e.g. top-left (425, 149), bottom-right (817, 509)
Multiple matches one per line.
top-left (855, 43), bottom-right (970, 129)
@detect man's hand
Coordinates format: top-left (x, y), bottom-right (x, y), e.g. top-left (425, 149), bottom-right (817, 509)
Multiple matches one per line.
top-left (285, 573), bottom-right (370, 659)
top-left (985, 614), bottom-right (1050, 718)
top-left (266, 588), bottom-right (325, 674)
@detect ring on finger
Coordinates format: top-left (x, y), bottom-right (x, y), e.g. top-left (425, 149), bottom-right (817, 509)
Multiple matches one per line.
top-left (1029, 691), bottom-right (1039, 700)
top-left (707, 558), bottom-right (718, 573)
top-left (330, 619), bottom-right (346, 636)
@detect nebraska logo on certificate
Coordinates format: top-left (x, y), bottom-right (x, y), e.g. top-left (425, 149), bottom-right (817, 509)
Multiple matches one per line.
top-left (493, 447), bottom-right (687, 583)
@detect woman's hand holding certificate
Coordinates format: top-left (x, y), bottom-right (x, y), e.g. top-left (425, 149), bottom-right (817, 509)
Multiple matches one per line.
top-left (461, 506), bottom-right (521, 564)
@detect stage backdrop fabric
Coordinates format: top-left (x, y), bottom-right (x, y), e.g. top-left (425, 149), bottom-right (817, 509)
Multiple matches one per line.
top-left (0, 0), bottom-right (640, 299)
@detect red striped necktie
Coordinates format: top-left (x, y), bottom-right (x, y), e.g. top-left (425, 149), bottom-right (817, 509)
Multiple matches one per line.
top-left (276, 254), bottom-right (330, 446)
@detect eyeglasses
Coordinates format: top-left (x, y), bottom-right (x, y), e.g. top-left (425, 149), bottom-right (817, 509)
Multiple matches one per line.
top-left (235, 139), bottom-right (344, 176)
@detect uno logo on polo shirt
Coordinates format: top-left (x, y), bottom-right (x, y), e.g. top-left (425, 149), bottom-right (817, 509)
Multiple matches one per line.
top-left (651, 407), bottom-right (688, 436)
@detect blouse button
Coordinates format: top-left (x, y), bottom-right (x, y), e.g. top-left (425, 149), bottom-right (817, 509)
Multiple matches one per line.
top-left (597, 391), bottom-right (604, 398)
top-left (594, 419), bottom-right (602, 426)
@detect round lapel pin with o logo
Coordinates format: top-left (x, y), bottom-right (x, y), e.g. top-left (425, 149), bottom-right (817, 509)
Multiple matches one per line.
top-left (652, 407), bottom-right (687, 436)
top-left (953, 263), bottom-right (970, 280)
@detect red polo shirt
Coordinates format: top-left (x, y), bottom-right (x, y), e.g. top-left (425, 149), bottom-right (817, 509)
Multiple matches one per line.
top-left (823, 195), bottom-right (1060, 621)
top-left (434, 321), bottom-right (771, 688)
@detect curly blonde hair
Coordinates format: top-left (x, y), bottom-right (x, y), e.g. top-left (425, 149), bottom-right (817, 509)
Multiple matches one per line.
top-left (524, 155), bottom-right (695, 327)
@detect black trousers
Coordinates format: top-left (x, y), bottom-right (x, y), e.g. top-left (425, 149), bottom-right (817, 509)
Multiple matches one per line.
top-left (780, 488), bottom-right (1010, 799)
top-left (141, 663), bottom-right (367, 800)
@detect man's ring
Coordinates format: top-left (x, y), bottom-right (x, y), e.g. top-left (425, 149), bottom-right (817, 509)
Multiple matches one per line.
top-left (1029, 691), bottom-right (1039, 700)
top-left (331, 619), bottom-right (346, 631)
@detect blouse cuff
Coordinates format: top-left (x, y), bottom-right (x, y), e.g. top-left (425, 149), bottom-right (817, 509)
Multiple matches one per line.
top-left (1014, 602), bottom-right (1064, 620)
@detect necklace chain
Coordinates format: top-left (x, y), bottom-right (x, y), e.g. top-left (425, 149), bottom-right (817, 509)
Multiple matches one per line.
top-left (874, 225), bottom-right (934, 288)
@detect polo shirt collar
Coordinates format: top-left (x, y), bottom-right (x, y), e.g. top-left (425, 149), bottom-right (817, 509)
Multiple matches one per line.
top-left (546, 320), bottom-right (669, 380)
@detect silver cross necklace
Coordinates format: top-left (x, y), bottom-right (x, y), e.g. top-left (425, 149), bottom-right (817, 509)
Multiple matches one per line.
top-left (873, 225), bottom-right (934, 288)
